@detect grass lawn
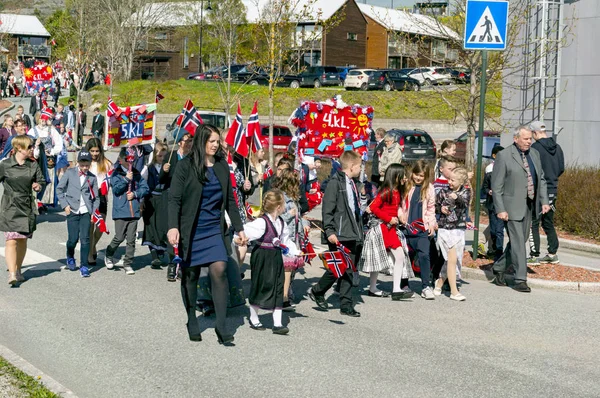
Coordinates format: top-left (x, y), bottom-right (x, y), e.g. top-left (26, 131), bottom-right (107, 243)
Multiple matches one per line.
top-left (89, 79), bottom-right (502, 120)
top-left (0, 356), bottom-right (59, 397)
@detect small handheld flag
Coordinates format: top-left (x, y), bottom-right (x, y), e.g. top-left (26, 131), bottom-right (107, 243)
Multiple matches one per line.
top-left (225, 103), bottom-right (248, 157)
top-left (91, 209), bottom-right (109, 234)
top-left (155, 90), bottom-right (165, 103)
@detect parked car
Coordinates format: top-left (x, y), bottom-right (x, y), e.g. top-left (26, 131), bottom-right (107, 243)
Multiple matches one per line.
top-left (454, 131), bottom-right (501, 161)
top-left (297, 66), bottom-right (341, 88)
top-left (234, 66), bottom-right (300, 88)
top-left (379, 70), bottom-right (421, 91)
top-left (164, 111), bottom-right (229, 145)
top-left (399, 67), bottom-right (453, 86)
top-left (259, 125), bottom-right (293, 150)
top-left (344, 69), bottom-right (376, 91)
top-left (449, 67), bottom-right (472, 84)
top-left (336, 66), bottom-right (350, 84)
top-left (386, 129), bottom-right (437, 162)
top-left (186, 66), bottom-right (221, 81)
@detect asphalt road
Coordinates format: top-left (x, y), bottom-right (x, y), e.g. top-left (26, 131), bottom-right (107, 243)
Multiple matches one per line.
top-left (2, 96), bottom-right (600, 398)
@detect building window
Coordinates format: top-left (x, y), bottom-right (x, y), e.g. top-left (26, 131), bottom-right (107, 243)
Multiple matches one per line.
top-left (154, 32), bottom-right (168, 40)
top-left (347, 33), bottom-right (358, 41)
top-left (183, 37), bottom-right (189, 69)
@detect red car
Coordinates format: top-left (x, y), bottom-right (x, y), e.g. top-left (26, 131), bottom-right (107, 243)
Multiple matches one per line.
top-left (259, 125), bottom-right (293, 151)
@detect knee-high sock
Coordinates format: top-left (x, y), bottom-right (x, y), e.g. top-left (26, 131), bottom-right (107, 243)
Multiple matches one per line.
top-left (249, 305), bottom-right (260, 325)
top-left (369, 272), bottom-right (380, 293)
top-left (273, 309), bottom-right (283, 327)
top-left (390, 247), bottom-right (405, 293)
top-left (209, 261), bottom-right (229, 332)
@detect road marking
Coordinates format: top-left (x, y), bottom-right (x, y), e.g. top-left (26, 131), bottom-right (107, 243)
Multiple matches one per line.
top-left (0, 246), bottom-right (62, 269)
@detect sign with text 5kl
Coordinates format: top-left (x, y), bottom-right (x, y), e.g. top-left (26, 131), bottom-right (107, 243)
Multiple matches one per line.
top-left (291, 101), bottom-right (373, 159)
top-left (105, 103), bottom-right (156, 149)
top-left (464, 0), bottom-right (509, 51)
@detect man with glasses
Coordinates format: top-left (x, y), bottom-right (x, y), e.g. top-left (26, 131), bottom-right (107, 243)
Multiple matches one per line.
top-left (1, 119), bottom-right (30, 160)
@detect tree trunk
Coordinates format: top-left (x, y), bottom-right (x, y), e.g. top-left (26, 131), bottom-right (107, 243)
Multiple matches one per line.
top-left (268, 22), bottom-right (275, 167)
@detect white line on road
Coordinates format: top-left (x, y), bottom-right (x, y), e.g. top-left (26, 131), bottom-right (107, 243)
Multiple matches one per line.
top-left (0, 247), bottom-right (62, 269)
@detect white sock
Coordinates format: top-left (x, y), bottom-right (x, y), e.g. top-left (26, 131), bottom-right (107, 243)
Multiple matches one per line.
top-left (249, 305), bottom-right (260, 325)
top-left (390, 247), bottom-right (404, 293)
top-left (369, 272), bottom-right (380, 293)
top-left (273, 309), bottom-right (283, 327)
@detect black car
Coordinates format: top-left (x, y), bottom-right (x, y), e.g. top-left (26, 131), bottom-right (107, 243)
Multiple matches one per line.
top-left (449, 68), bottom-right (471, 84)
top-left (233, 66), bottom-right (300, 88)
top-left (297, 66), bottom-right (340, 88)
top-left (387, 129), bottom-right (437, 162)
top-left (203, 64), bottom-right (247, 81)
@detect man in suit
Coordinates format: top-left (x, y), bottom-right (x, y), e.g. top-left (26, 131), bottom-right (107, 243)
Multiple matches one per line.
top-left (370, 127), bottom-right (386, 186)
top-left (29, 90), bottom-right (42, 117)
top-left (90, 107), bottom-right (105, 139)
top-left (76, 103), bottom-right (87, 146)
top-left (52, 103), bottom-right (66, 129)
top-left (491, 126), bottom-right (551, 292)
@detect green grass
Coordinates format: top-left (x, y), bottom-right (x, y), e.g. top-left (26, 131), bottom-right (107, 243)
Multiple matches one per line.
top-left (0, 356), bottom-right (60, 398)
top-left (89, 79), bottom-right (502, 120)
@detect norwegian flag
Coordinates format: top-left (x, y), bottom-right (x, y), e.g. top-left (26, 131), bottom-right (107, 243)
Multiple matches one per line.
top-left (225, 103), bottom-right (248, 157)
top-left (319, 251), bottom-right (347, 279)
top-left (405, 218), bottom-right (426, 235)
top-left (263, 164), bottom-right (273, 181)
top-left (245, 202), bottom-right (254, 221)
top-left (246, 101), bottom-right (262, 153)
top-left (91, 209), bottom-right (109, 234)
top-left (155, 90), bottom-right (165, 103)
top-left (176, 100), bottom-right (203, 136)
top-left (40, 107), bottom-right (53, 121)
top-left (337, 242), bottom-right (357, 272)
top-left (301, 231), bottom-right (317, 264)
top-left (99, 168), bottom-right (114, 196)
top-left (107, 98), bottom-right (122, 118)
top-left (227, 153), bottom-right (240, 207)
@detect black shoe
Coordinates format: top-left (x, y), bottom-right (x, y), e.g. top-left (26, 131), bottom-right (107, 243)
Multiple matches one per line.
top-left (282, 301), bottom-right (296, 312)
top-left (513, 282), bottom-right (531, 293)
top-left (340, 308), bottom-right (361, 317)
top-left (167, 264), bottom-right (176, 282)
top-left (308, 288), bottom-right (328, 310)
top-left (215, 328), bottom-right (234, 345)
top-left (151, 258), bottom-right (162, 269)
top-left (186, 322), bottom-right (202, 342)
top-left (492, 271), bottom-right (507, 287)
top-left (391, 291), bottom-right (413, 301)
top-left (249, 321), bottom-right (266, 331)
top-left (272, 326), bottom-right (289, 335)
top-left (368, 290), bottom-right (390, 298)
top-left (197, 301), bottom-right (215, 317)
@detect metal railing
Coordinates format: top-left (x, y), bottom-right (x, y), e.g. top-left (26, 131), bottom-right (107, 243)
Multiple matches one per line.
top-left (17, 44), bottom-right (51, 58)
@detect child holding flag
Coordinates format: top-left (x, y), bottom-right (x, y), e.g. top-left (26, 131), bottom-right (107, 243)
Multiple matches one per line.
top-left (234, 189), bottom-right (299, 335)
top-left (56, 151), bottom-right (99, 278)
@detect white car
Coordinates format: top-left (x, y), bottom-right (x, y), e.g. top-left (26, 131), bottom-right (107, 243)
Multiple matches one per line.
top-left (344, 69), bottom-right (376, 90)
top-left (164, 111), bottom-right (230, 145)
top-left (402, 67), bottom-right (453, 86)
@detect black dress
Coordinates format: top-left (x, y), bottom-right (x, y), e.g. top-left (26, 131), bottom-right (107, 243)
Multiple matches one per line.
top-left (249, 215), bottom-right (285, 310)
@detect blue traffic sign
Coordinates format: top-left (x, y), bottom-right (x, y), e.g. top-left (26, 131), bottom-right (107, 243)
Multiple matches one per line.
top-left (464, 0), bottom-right (509, 51)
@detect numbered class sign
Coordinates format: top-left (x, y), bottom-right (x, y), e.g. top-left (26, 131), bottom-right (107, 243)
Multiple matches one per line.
top-left (290, 99), bottom-right (374, 159)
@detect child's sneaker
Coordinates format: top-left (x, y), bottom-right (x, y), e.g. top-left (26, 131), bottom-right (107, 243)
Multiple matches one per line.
top-left (421, 287), bottom-right (435, 300)
top-left (433, 287), bottom-right (442, 296)
top-left (66, 257), bottom-right (77, 271)
top-left (80, 266), bottom-right (90, 278)
top-left (124, 266), bottom-right (135, 275)
top-left (105, 256), bottom-right (116, 270)
top-left (527, 256), bottom-right (540, 266)
top-left (539, 253), bottom-right (559, 264)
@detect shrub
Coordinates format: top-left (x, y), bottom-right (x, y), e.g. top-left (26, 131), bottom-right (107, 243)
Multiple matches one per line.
top-left (555, 166), bottom-right (600, 240)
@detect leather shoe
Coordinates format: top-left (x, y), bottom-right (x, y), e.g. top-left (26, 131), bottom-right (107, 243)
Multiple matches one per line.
top-left (368, 290), bottom-right (390, 298)
top-left (308, 288), bottom-right (328, 310)
top-left (492, 271), bottom-right (507, 287)
top-left (166, 263), bottom-right (176, 282)
top-left (391, 291), bottom-right (413, 301)
top-left (340, 308), bottom-right (361, 317)
top-left (513, 282), bottom-right (531, 293)
top-left (272, 326), bottom-right (289, 335)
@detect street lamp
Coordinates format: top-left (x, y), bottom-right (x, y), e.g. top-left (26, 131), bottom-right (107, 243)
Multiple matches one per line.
top-left (198, 0), bottom-right (213, 73)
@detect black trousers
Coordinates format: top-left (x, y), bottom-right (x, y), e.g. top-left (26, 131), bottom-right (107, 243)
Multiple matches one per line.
top-left (531, 194), bottom-right (558, 256)
top-left (313, 240), bottom-right (358, 312)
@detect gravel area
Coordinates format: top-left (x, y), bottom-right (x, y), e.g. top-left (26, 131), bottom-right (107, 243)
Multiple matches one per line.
top-left (0, 373), bottom-right (23, 398)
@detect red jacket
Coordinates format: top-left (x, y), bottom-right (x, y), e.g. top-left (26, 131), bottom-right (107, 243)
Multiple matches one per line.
top-left (370, 189), bottom-right (401, 223)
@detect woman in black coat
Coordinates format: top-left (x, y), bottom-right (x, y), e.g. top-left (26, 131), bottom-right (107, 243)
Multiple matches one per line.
top-left (167, 124), bottom-right (247, 345)
top-left (0, 135), bottom-right (46, 285)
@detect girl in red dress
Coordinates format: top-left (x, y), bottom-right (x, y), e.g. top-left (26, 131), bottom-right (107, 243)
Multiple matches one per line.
top-left (364, 163), bottom-right (412, 299)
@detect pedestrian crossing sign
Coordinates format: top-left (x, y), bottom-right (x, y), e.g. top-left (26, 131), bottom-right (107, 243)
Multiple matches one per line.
top-left (464, 0), bottom-right (509, 50)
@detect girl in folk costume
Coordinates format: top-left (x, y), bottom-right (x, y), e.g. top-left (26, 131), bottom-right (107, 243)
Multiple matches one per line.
top-left (247, 147), bottom-right (269, 217)
top-left (28, 109), bottom-right (64, 210)
top-left (141, 143), bottom-right (169, 268)
top-left (361, 164), bottom-right (414, 301)
top-left (303, 156), bottom-right (323, 211)
top-left (271, 168), bottom-right (310, 311)
top-left (399, 160), bottom-right (437, 300)
top-left (234, 190), bottom-right (299, 335)
top-left (85, 138), bottom-right (113, 267)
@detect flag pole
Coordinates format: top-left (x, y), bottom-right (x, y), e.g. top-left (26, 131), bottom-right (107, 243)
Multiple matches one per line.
top-left (168, 101), bottom-right (186, 164)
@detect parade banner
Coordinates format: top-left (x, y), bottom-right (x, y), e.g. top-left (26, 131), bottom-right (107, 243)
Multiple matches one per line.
top-left (22, 64), bottom-right (54, 95)
top-left (290, 97), bottom-right (373, 159)
top-left (104, 103), bottom-right (156, 149)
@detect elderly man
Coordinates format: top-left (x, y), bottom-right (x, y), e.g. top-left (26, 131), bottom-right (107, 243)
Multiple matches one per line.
top-left (529, 121), bottom-right (564, 265)
top-left (491, 126), bottom-right (550, 292)
top-left (370, 127), bottom-right (387, 186)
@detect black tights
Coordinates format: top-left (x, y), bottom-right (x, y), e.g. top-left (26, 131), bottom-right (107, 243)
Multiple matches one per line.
top-left (181, 261), bottom-right (228, 334)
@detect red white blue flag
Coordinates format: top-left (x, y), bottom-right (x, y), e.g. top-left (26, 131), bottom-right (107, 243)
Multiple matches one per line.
top-left (319, 251), bottom-right (347, 279)
top-left (99, 168), bottom-right (114, 196)
top-left (92, 209), bottom-right (110, 234)
top-left (107, 98), bottom-right (121, 118)
top-left (176, 99), bottom-right (203, 136)
top-left (246, 101), bottom-right (262, 153)
top-left (225, 103), bottom-right (248, 157)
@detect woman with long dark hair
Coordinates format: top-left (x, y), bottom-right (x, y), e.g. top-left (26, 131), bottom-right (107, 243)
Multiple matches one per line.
top-left (168, 124), bottom-right (247, 345)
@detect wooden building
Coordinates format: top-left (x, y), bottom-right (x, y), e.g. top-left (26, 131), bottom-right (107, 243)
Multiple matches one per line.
top-left (0, 14), bottom-right (51, 70)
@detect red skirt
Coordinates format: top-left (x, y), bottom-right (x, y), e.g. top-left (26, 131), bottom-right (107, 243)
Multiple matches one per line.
top-left (380, 223), bottom-right (401, 249)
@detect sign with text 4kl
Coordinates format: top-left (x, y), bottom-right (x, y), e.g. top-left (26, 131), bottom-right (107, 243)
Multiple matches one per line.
top-left (464, 0), bottom-right (509, 51)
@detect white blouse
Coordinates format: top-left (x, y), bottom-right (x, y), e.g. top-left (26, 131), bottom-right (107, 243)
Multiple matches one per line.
top-left (240, 214), bottom-right (299, 256)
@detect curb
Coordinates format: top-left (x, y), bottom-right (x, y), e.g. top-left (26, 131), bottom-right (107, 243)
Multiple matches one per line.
top-left (0, 343), bottom-right (78, 398)
top-left (461, 266), bottom-right (600, 294)
top-left (0, 101), bottom-right (15, 117)
top-left (478, 222), bottom-right (600, 255)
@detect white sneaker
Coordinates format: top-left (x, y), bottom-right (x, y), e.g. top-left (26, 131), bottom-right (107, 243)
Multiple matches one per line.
top-left (433, 287), bottom-right (442, 296)
top-left (450, 293), bottom-right (466, 301)
top-left (421, 287), bottom-right (435, 300)
top-left (124, 266), bottom-right (135, 275)
top-left (105, 257), bottom-right (116, 270)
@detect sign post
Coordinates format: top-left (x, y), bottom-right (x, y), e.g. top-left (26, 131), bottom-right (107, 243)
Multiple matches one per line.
top-left (464, 0), bottom-right (508, 257)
